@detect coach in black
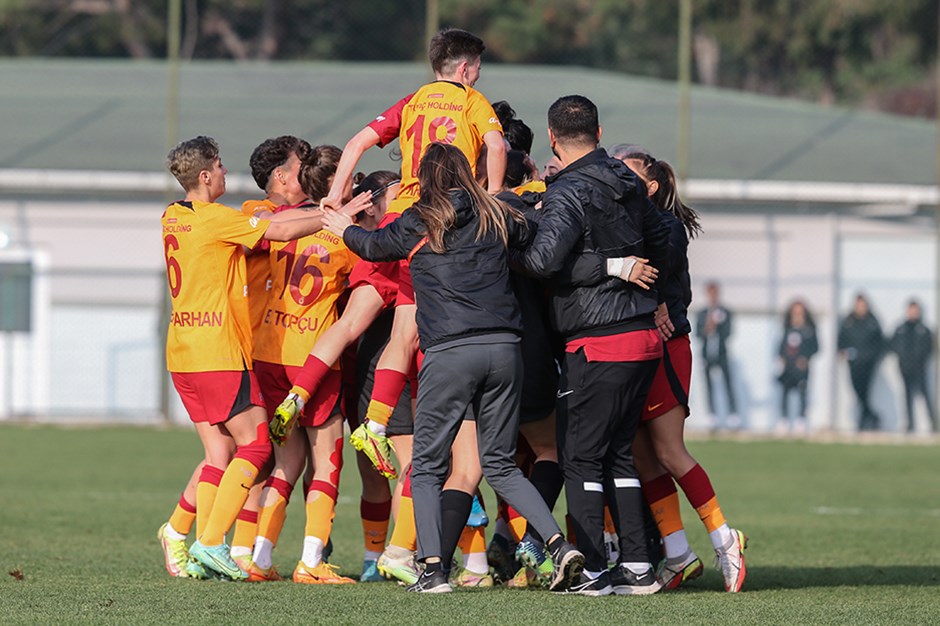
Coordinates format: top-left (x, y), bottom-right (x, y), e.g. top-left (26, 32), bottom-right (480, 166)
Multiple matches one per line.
top-left (516, 95), bottom-right (669, 595)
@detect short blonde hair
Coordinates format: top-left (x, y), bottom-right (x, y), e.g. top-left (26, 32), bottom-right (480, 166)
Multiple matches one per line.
top-left (166, 136), bottom-right (219, 191)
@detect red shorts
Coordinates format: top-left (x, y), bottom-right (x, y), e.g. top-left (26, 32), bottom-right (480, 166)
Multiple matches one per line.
top-left (254, 360), bottom-right (342, 428)
top-left (349, 258), bottom-right (400, 309)
top-left (642, 334), bottom-right (692, 421)
top-left (171, 370), bottom-right (264, 425)
top-left (395, 260), bottom-right (415, 306)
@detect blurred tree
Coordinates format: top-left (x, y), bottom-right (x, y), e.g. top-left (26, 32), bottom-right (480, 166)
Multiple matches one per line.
top-left (0, 0), bottom-right (937, 116)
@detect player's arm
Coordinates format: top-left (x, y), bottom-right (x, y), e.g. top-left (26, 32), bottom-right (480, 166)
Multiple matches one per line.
top-left (516, 186), bottom-right (584, 277)
top-left (262, 193), bottom-right (373, 241)
top-left (483, 130), bottom-right (506, 194)
top-left (322, 127), bottom-right (382, 210)
top-left (323, 209), bottom-right (420, 262)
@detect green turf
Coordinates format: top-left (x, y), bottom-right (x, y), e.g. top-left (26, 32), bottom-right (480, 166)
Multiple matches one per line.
top-left (1, 424), bottom-right (938, 624)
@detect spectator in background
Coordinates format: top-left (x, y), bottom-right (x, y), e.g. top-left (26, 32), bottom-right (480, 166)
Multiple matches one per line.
top-left (776, 300), bottom-right (818, 436)
top-left (889, 299), bottom-right (937, 434)
top-left (837, 293), bottom-right (885, 432)
top-left (695, 282), bottom-right (740, 430)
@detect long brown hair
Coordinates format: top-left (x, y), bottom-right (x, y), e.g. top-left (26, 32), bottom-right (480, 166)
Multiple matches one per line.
top-left (415, 142), bottom-right (522, 253)
top-left (612, 144), bottom-right (702, 240)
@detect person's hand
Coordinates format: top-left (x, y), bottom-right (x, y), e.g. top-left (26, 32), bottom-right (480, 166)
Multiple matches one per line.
top-left (319, 193), bottom-right (344, 212)
top-left (606, 256), bottom-right (658, 289)
top-left (322, 209), bottom-right (353, 237)
top-left (655, 302), bottom-right (674, 340)
top-left (336, 191), bottom-right (372, 217)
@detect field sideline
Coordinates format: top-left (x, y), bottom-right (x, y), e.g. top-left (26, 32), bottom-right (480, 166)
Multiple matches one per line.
top-left (1, 424), bottom-right (938, 624)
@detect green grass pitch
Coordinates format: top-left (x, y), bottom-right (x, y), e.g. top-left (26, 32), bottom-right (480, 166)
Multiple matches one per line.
top-left (1, 424), bottom-right (938, 624)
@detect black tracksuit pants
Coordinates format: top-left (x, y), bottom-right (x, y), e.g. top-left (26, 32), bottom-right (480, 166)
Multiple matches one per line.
top-left (556, 348), bottom-right (659, 572)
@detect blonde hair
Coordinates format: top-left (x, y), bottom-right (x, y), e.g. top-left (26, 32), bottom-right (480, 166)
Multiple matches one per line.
top-left (166, 136), bottom-right (219, 191)
top-left (415, 142), bottom-right (523, 254)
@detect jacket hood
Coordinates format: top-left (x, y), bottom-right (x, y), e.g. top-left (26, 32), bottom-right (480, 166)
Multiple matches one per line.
top-left (450, 188), bottom-right (476, 229)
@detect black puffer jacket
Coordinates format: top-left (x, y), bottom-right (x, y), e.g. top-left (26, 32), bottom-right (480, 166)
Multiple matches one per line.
top-left (517, 148), bottom-right (669, 339)
top-left (660, 210), bottom-right (692, 337)
top-left (343, 188), bottom-right (527, 351)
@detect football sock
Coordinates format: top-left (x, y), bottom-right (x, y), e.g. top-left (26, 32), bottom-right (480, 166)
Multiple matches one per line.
top-left (524, 460), bottom-right (563, 543)
top-left (459, 526), bottom-right (488, 572)
top-left (253, 476), bottom-right (294, 568)
top-left (291, 354), bottom-right (331, 404)
top-left (676, 463), bottom-right (730, 550)
top-left (301, 536), bottom-right (325, 568)
top-left (440, 489), bottom-right (473, 573)
top-left (231, 508), bottom-right (258, 557)
top-left (364, 369), bottom-right (408, 431)
top-left (506, 506), bottom-right (527, 543)
top-left (361, 497), bottom-right (392, 560)
top-left (641, 473), bottom-right (687, 557)
top-left (195, 465), bottom-right (224, 538)
top-left (303, 480), bottom-right (339, 565)
top-left (200, 457), bottom-right (262, 546)
top-left (169, 494), bottom-right (197, 536)
top-left (389, 471), bottom-right (417, 550)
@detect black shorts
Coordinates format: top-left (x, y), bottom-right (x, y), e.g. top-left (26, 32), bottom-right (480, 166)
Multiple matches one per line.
top-left (356, 308), bottom-right (414, 437)
top-left (515, 275), bottom-right (560, 424)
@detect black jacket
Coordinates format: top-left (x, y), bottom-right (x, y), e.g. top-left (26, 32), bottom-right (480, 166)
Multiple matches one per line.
top-left (342, 189), bottom-right (527, 351)
top-left (837, 312), bottom-right (884, 366)
top-left (658, 211), bottom-right (692, 337)
top-left (515, 148), bottom-right (669, 339)
top-left (890, 318), bottom-right (933, 379)
top-left (778, 323), bottom-right (818, 386)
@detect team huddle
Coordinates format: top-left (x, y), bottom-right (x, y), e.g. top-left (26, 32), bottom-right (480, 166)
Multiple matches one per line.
top-left (157, 28), bottom-right (748, 596)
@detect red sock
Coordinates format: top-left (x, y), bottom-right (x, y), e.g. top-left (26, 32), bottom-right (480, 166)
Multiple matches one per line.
top-left (676, 463), bottom-right (726, 533)
top-left (291, 355), bottom-right (331, 403)
top-left (365, 369), bottom-right (408, 427)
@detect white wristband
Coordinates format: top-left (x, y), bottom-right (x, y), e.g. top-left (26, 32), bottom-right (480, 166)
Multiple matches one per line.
top-left (606, 257), bottom-right (624, 277)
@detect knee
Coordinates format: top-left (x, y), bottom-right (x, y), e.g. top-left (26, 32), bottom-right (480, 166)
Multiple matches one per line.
top-left (235, 423), bottom-right (272, 470)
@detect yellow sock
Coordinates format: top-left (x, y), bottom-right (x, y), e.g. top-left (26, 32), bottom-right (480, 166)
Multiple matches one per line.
top-left (290, 385), bottom-right (311, 405)
top-left (361, 499), bottom-right (391, 556)
top-left (458, 526), bottom-right (487, 556)
top-left (257, 494), bottom-right (288, 545)
top-left (195, 465), bottom-right (224, 538)
top-left (389, 494), bottom-right (417, 551)
top-left (231, 511), bottom-right (258, 553)
top-left (364, 399), bottom-right (396, 428)
top-left (650, 492), bottom-right (685, 537)
top-left (603, 505), bottom-right (616, 535)
top-left (507, 509), bottom-right (527, 543)
top-left (695, 496), bottom-right (727, 533)
top-left (169, 500), bottom-right (196, 536)
top-left (304, 485), bottom-right (338, 543)
top-left (200, 458), bottom-right (259, 546)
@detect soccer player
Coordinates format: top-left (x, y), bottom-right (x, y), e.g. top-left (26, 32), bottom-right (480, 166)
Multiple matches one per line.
top-left (231, 135), bottom-right (315, 570)
top-left (249, 144), bottom-right (366, 585)
top-left (160, 136), bottom-right (364, 580)
top-left (514, 96), bottom-right (670, 596)
top-left (343, 171), bottom-right (413, 582)
top-left (614, 147), bottom-right (748, 592)
top-left (321, 142), bottom-right (584, 594)
top-left (157, 135), bottom-right (315, 578)
top-left (275, 28), bottom-right (506, 481)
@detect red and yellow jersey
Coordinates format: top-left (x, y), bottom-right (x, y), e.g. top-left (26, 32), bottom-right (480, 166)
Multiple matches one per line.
top-left (368, 81), bottom-right (502, 200)
top-left (242, 199), bottom-right (277, 339)
top-left (162, 200), bottom-right (270, 373)
top-left (514, 180), bottom-right (546, 195)
top-left (253, 224), bottom-right (358, 367)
